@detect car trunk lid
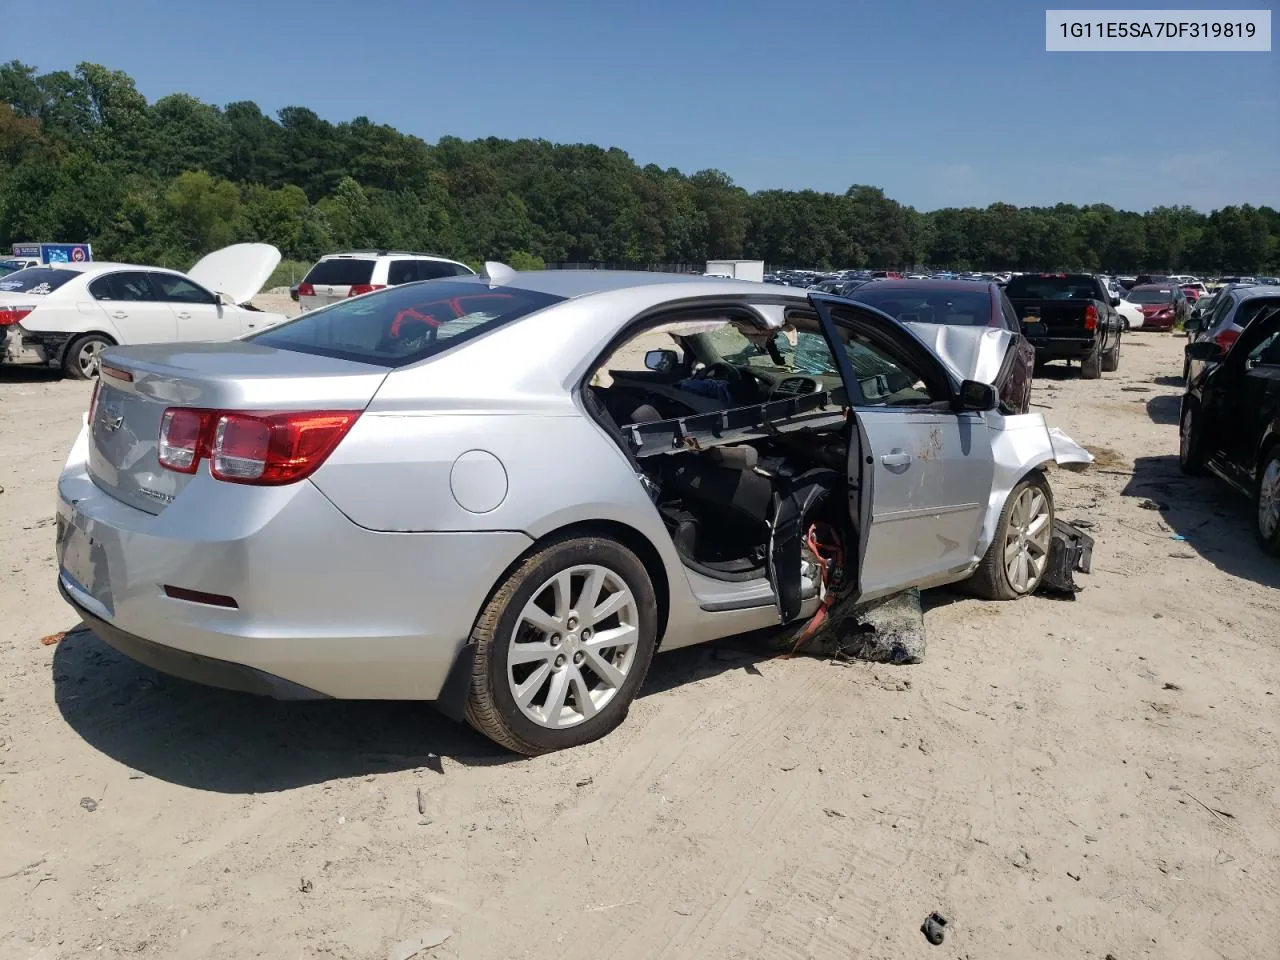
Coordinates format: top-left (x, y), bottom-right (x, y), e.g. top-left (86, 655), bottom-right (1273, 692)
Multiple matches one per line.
top-left (88, 341), bottom-right (389, 515)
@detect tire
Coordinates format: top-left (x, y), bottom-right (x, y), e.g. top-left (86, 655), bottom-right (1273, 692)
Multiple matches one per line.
top-left (464, 536), bottom-right (658, 755)
top-left (1121, 317), bottom-right (1130, 332)
top-left (1101, 333), bottom-right (1121, 372)
top-left (1079, 340), bottom-right (1102, 380)
top-left (1255, 446), bottom-right (1280, 556)
top-left (62, 333), bottom-right (112, 380)
top-left (967, 472), bottom-right (1054, 600)
top-left (1178, 404), bottom-right (1205, 475)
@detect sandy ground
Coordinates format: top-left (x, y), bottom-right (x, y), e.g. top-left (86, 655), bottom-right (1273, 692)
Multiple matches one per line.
top-left (0, 326), bottom-right (1277, 960)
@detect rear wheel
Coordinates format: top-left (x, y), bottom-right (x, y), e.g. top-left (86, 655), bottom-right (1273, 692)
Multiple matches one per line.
top-left (1101, 332), bottom-right (1121, 372)
top-left (967, 472), bottom-right (1054, 600)
top-left (1080, 340), bottom-right (1102, 380)
top-left (63, 334), bottom-right (112, 380)
top-left (465, 536), bottom-right (657, 755)
top-left (1255, 447), bottom-right (1280, 556)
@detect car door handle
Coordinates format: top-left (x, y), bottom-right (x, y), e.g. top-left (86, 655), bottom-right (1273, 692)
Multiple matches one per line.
top-left (880, 450), bottom-right (912, 467)
top-left (175, 311), bottom-right (191, 319)
top-left (111, 311), bottom-right (127, 319)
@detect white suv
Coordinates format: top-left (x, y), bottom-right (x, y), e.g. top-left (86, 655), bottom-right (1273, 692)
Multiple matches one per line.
top-left (297, 251), bottom-right (474, 312)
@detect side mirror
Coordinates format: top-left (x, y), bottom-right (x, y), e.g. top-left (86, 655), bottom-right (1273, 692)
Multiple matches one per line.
top-left (1110, 297), bottom-right (1121, 307)
top-left (644, 348), bottom-right (679, 373)
top-left (955, 379), bottom-right (998, 412)
top-left (1186, 340), bottom-right (1225, 361)
top-left (215, 291), bottom-right (233, 307)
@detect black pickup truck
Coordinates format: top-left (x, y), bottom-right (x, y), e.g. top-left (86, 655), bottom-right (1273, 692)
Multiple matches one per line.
top-left (1005, 273), bottom-right (1123, 379)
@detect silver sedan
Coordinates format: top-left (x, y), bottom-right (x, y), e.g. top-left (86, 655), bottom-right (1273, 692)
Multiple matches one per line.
top-left (56, 268), bottom-right (1089, 754)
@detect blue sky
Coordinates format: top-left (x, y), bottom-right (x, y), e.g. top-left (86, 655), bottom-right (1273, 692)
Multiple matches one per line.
top-left (6, 0), bottom-right (1277, 211)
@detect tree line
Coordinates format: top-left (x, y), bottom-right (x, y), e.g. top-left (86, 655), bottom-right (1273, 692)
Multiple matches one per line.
top-left (1, 61), bottom-right (1277, 275)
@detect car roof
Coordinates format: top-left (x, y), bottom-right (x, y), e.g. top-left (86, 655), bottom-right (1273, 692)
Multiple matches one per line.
top-left (1130, 283), bottom-right (1176, 291)
top-left (19, 262), bottom-right (181, 275)
top-left (321, 251), bottom-right (466, 262)
top-left (463, 270), bottom-right (781, 300)
top-left (1238, 285), bottom-right (1280, 301)
top-left (855, 279), bottom-right (994, 294)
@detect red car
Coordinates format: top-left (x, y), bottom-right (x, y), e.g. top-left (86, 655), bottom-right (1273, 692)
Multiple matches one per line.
top-left (1127, 284), bottom-right (1189, 331)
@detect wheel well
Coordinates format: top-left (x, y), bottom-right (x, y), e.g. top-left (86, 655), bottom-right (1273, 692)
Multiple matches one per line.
top-left (58, 331), bottom-right (118, 364)
top-left (486, 520), bottom-right (671, 647)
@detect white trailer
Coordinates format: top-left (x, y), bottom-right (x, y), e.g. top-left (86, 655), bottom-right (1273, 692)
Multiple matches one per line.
top-left (705, 260), bottom-right (764, 283)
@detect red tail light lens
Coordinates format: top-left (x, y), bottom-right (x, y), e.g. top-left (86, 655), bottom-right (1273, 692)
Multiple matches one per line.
top-left (347, 284), bottom-right (386, 297)
top-left (157, 409), bottom-right (360, 484)
top-left (0, 305), bottom-right (34, 326)
top-left (1083, 304), bottom-right (1098, 330)
top-left (1214, 329), bottom-right (1240, 353)
top-left (158, 408), bottom-right (211, 474)
top-left (297, 282), bottom-right (315, 297)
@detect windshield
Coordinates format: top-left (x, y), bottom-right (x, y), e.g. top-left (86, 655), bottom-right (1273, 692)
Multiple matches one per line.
top-left (0, 267), bottom-right (79, 294)
top-left (0, 260), bottom-right (28, 278)
top-left (1005, 275), bottom-right (1098, 300)
top-left (850, 286), bottom-right (992, 326)
top-left (248, 279), bottom-right (565, 367)
top-left (1128, 288), bottom-right (1175, 305)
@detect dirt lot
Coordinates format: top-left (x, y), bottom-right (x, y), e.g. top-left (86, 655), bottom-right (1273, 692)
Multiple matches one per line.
top-left (1, 326), bottom-right (1277, 960)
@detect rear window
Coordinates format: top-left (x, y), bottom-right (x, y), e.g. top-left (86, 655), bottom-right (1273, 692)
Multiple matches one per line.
top-left (1005, 275), bottom-right (1099, 300)
top-left (248, 279), bottom-right (565, 367)
top-left (0, 267), bottom-right (79, 294)
top-left (303, 258), bottom-right (375, 286)
top-left (851, 286), bottom-right (993, 326)
top-left (0, 259), bottom-right (27, 278)
top-left (1128, 288), bottom-right (1175, 305)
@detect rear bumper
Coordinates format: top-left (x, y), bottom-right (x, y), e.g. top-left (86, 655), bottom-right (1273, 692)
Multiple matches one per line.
top-left (1027, 338), bottom-right (1098, 361)
top-left (56, 427), bottom-right (532, 701)
top-left (3, 325), bottom-right (63, 366)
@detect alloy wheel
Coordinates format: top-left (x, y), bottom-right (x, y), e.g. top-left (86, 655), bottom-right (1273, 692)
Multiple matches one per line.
top-left (1259, 457), bottom-right (1280, 542)
top-left (1003, 485), bottom-right (1051, 594)
top-left (506, 564), bottom-right (640, 730)
top-left (77, 340), bottom-right (105, 378)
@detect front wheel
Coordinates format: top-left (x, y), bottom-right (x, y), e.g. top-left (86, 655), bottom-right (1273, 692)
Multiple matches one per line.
top-left (465, 536), bottom-right (658, 755)
top-left (1256, 448), bottom-right (1280, 556)
top-left (1179, 405), bottom-right (1205, 475)
top-left (967, 472), bottom-right (1054, 600)
top-left (62, 334), bottom-right (112, 380)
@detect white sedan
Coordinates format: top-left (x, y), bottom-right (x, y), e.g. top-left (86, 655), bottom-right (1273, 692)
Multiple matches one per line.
top-left (1115, 296), bottom-right (1144, 330)
top-left (0, 243), bottom-right (286, 379)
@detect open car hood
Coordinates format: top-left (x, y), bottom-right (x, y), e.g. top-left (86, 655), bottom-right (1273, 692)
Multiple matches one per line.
top-left (904, 322), bottom-right (1012, 385)
top-left (186, 243), bottom-right (281, 306)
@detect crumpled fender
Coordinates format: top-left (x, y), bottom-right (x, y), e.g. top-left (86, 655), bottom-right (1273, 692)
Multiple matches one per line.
top-left (973, 414), bottom-right (1093, 561)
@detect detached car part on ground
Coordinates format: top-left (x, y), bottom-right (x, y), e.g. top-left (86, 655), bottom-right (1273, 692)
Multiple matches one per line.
top-left (0, 244), bottom-right (285, 379)
top-left (1181, 304), bottom-right (1280, 554)
top-left (55, 269), bottom-right (1092, 755)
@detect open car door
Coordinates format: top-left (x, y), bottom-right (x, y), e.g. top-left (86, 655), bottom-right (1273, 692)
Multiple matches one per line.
top-left (810, 294), bottom-right (998, 603)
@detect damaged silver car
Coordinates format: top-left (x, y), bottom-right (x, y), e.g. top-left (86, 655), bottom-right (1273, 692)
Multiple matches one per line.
top-left (56, 268), bottom-right (1091, 755)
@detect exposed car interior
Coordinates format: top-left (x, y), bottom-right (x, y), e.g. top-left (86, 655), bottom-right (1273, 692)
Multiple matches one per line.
top-left (584, 307), bottom-right (941, 620)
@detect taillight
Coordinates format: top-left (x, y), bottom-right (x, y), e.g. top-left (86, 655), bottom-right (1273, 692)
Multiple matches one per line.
top-left (347, 284), bottom-right (386, 297)
top-left (1083, 304), bottom-right (1098, 330)
top-left (1214, 329), bottom-right (1240, 353)
top-left (297, 282), bottom-right (315, 297)
top-left (0, 305), bottom-right (34, 326)
top-left (158, 408), bottom-right (210, 474)
top-left (157, 409), bottom-right (360, 485)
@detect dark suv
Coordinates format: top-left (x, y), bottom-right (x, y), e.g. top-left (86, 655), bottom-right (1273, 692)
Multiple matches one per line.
top-left (1181, 303), bottom-right (1280, 553)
